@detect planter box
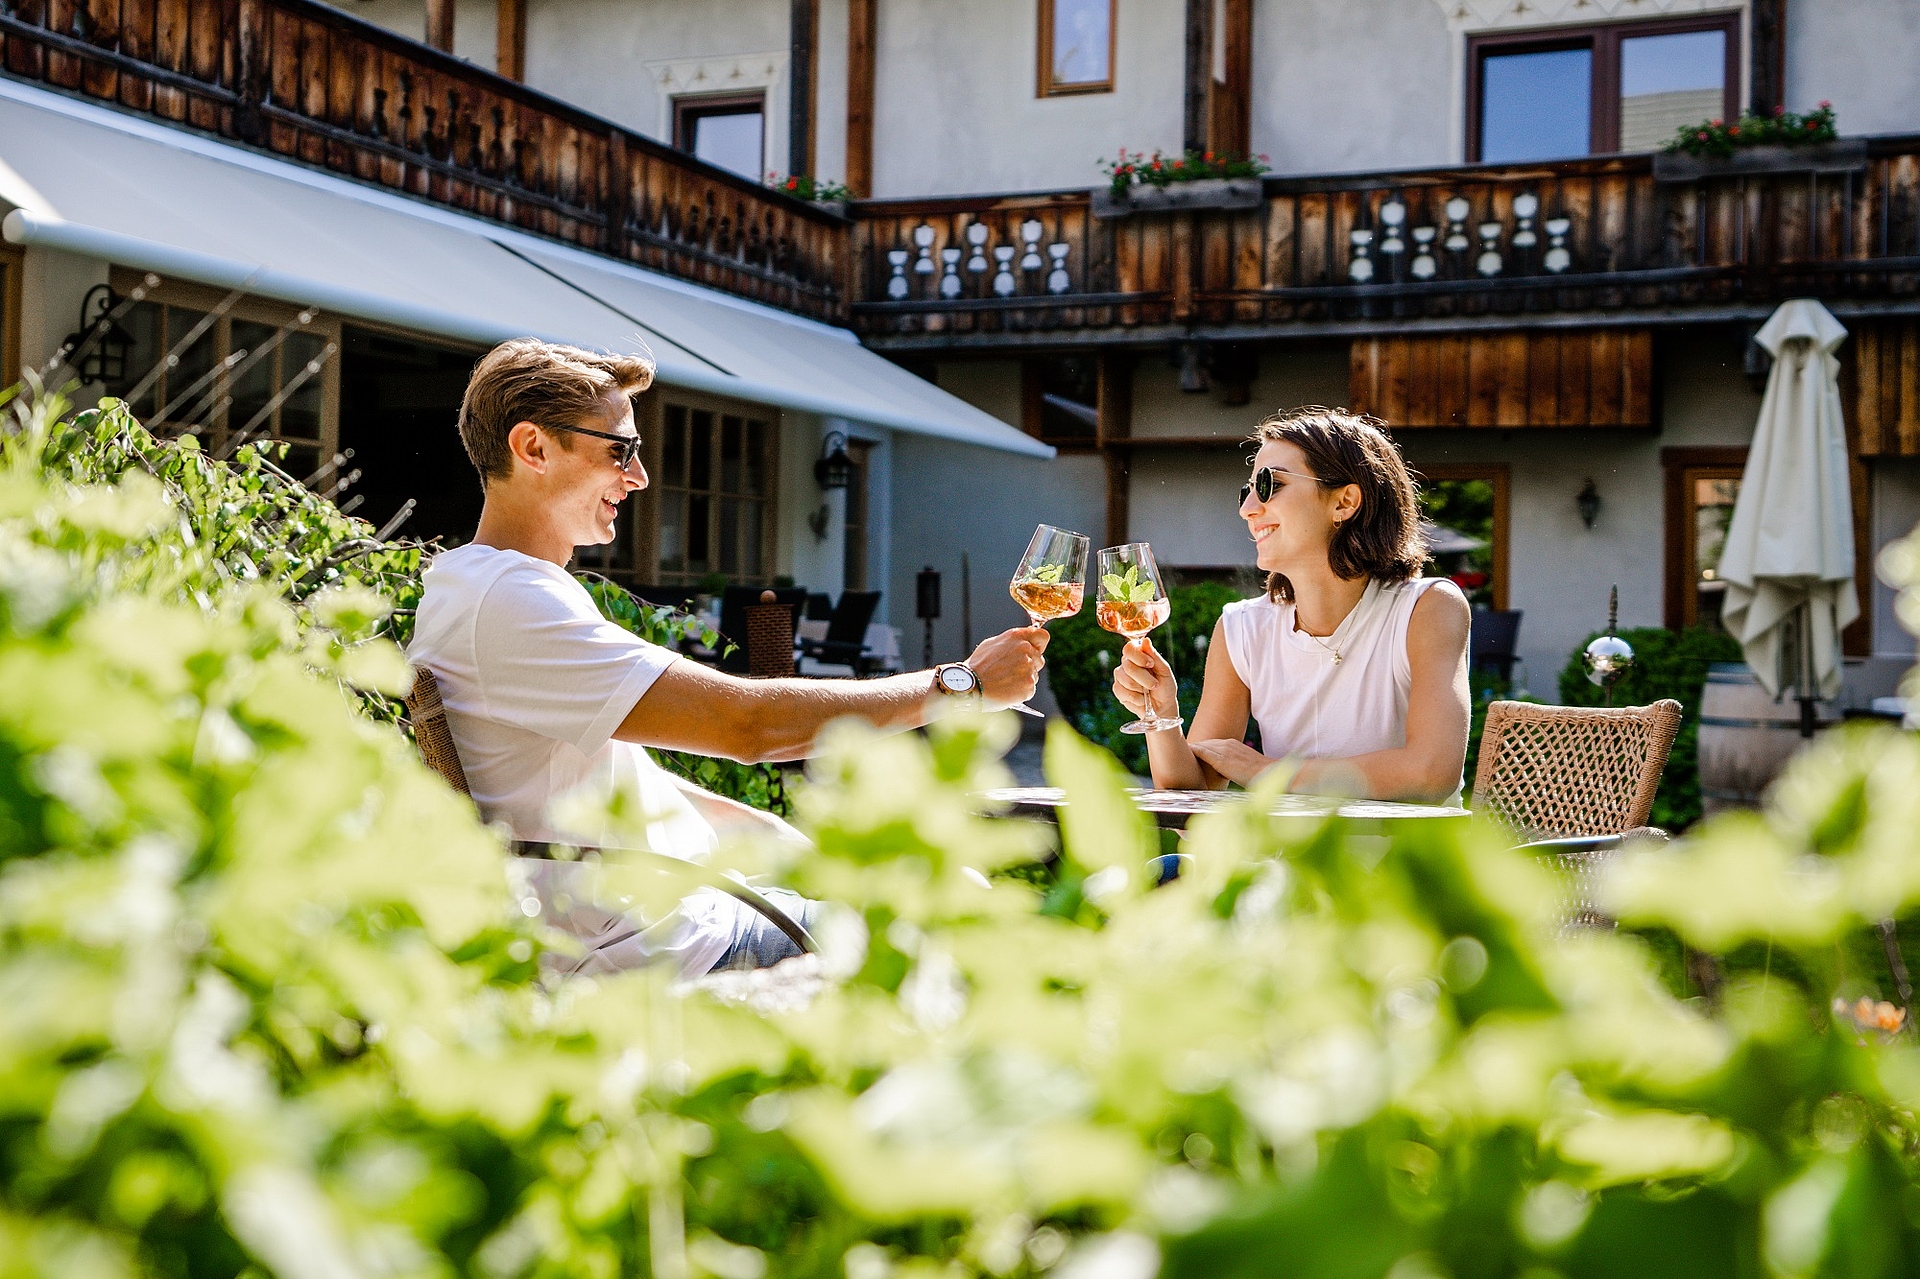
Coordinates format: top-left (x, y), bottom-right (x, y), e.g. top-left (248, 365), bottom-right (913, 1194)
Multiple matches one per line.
top-left (811, 199), bottom-right (851, 219)
top-left (1652, 139), bottom-right (1868, 182)
top-left (1091, 177), bottom-right (1263, 218)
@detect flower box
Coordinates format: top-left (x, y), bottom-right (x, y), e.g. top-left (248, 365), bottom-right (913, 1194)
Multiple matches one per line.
top-left (1652, 139), bottom-right (1868, 182)
top-left (1091, 178), bottom-right (1264, 219)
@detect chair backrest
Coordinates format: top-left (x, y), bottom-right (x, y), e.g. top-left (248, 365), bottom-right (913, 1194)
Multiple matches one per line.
top-left (404, 665), bottom-right (471, 796)
top-left (825, 590), bottom-right (881, 644)
top-left (805, 592), bottom-right (833, 621)
top-left (1469, 609), bottom-right (1523, 662)
top-left (1472, 699), bottom-right (1683, 838)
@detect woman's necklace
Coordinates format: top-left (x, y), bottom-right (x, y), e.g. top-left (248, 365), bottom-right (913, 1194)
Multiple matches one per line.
top-left (1300, 626), bottom-right (1345, 665)
top-left (1295, 584), bottom-right (1368, 665)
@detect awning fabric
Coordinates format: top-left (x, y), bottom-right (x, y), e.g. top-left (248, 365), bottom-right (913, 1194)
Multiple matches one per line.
top-left (1718, 299), bottom-right (1858, 700)
top-left (0, 80), bottom-right (1051, 458)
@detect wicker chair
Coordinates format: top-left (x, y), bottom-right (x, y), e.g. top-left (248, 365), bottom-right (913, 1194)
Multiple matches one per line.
top-left (1473, 699), bottom-right (1684, 928)
top-left (403, 666), bottom-right (814, 954)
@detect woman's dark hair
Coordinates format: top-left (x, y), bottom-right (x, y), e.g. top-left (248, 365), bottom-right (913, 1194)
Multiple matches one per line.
top-left (1249, 406), bottom-right (1427, 602)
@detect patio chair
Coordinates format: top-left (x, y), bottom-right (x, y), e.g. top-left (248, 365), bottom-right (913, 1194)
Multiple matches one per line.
top-left (402, 666), bottom-right (814, 954)
top-left (799, 589), bottom-right (883, 674)
top-left (1469, 609), bottom-right (1523, 686)
top-left (1473, 698), bottom-right (1683, 927)
top-left (805, 592), bottom-right (833, 622)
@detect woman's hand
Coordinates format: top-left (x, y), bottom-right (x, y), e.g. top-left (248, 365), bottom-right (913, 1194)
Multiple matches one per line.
top-left (1190, 738), bottom-right (1275, 787)
top-left (1113, 637), bottom-right (1181, 723)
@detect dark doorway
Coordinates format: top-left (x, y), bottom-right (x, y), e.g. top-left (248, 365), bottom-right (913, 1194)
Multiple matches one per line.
top-left (338, 327), bottom-right (482, 546)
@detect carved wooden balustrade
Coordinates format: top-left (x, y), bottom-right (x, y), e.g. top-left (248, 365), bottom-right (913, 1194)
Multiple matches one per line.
top-left (0, 0), bottom-right (846, 321)
top-left (850, 144), bottom-right (1920, 346)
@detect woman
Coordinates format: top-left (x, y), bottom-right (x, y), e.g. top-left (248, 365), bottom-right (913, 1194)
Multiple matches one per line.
top-left (1113, 407), bottom-right (1470, 803)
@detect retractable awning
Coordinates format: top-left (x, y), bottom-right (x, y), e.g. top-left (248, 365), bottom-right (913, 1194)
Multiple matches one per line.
top-left (0, 80), bottom-right (1051, 458)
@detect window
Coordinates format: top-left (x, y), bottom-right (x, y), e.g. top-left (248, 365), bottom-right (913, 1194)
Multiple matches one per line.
top-left (652, 398), bottom-right (777, 587)
top-left (0, 244), bottom-right (21, 388)
top-left (1469, 15), bottom-right (1738, 162)
top-left (673, 93), bottom-right (766, 180)
top-left (1039, 0), bottom-right (1114, 96)
top-left (1022, 356), bottom-right (1100, 447)
top-left (106, 274), bottom-right (341, 478)
top-left (1662, 447), bottom-right (1746, 631)
top-left (1413, 464), bottom-right (1509, 611)
top-left (843, 439), bottom-right (873, 591)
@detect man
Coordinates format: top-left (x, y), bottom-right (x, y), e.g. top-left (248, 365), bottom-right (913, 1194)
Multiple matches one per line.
top-left (408, 339), bottom-right (1048, 976)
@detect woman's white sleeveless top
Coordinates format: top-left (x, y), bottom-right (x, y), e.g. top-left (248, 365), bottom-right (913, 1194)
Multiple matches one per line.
top-left (1218, 576), bottom-right (1461, 803)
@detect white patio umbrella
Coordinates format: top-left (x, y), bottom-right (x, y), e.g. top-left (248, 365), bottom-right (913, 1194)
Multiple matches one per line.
top-left (1717, 298), bottom-right (1857, 734)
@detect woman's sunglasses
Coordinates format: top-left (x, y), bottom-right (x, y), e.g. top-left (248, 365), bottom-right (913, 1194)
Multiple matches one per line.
top-left (1239, 465), bottom-right (1337, 506)
top-left (544, 421), bottom-right (643, 470)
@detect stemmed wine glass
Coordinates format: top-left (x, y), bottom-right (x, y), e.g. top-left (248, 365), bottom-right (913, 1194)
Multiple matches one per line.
top-left (1096, 542), bottom-right (1181, 735)
top-left (1006, 524), bottom-right (1090, 716)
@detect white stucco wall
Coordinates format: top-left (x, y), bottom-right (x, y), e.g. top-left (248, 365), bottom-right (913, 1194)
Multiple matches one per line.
top-left (14, 245), bottom-right (109, 388)
top-left (1786, 0), bottom-right (1920, 138)
top-left (325, 0), bottom-right (498, 70)
top-left (1870, 459), bottom-right (1920, 669)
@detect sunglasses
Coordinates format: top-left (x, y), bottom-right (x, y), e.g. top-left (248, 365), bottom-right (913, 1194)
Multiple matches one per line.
top-left (1239, 465), bottom-right (1338, 506)
top-left (543, 421), bottom-right (643, 471)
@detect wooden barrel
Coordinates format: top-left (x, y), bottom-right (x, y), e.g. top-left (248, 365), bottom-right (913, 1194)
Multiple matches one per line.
top-left (1697, 662), bottom-right (1838, 815)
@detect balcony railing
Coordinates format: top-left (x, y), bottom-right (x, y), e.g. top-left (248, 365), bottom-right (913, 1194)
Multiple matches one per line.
top-left (0, 0), bottom-right (846, 321)
top-left (850, 145), bottom-right (1920, 345)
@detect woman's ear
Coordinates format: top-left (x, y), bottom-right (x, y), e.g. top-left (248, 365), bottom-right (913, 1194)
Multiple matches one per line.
top-left (1330, 482), bottom-right (1363, 524)
top-left (505, 421), bottom-right (549, 475)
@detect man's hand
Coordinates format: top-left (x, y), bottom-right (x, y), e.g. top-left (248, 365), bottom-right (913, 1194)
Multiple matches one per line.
top-left (1113, 637), bottom-right (1180, 722)
top-left (964, 626), bottom-right (1049, 708)
top-left (1190, 738), bottom-right (1274, 786)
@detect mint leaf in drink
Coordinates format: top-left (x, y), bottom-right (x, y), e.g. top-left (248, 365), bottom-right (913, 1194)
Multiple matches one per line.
top-left (1026, 563), bottom-right (1065, 585)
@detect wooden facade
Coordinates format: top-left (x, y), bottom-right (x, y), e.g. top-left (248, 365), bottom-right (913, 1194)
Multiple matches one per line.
top-left (0, 0), bottom-right (846, 321)
top-left (1350, 329), bottom-right (1654, 429)
top-left (1854, 319), bottom-right (1920, 458)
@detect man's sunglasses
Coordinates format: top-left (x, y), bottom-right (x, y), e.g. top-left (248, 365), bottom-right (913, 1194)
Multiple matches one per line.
top-left (1239, 465), bottom-right (1338, 506)
top-left (543, 421), bottom-right (643, 470)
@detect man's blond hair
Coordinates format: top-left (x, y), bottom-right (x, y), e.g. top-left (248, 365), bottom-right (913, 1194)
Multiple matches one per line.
top-left (458, 339), bottom-right (655, 484)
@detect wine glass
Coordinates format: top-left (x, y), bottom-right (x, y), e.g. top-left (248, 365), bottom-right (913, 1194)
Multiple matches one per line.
top-left (1096, 542), bottom-right (1181, 735)
top-left (1005, 524), bottom-right (1090, 717)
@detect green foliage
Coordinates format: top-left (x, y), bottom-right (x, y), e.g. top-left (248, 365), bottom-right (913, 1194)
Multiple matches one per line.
top-left (11, 386), bottom-right (1920, 1279)
top-left (1045, 581), bottom-right (1246, 774)
top-left (1558, 625), bottom-right (1743, 830)
top-left (1665, 101), bottom-right (1838, 157)
top-left (1099, 148), bottom-right (1271, 197)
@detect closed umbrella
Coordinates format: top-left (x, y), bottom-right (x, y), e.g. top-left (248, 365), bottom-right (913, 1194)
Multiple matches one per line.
top-left (1717, 298), bottom-right (1857, 737)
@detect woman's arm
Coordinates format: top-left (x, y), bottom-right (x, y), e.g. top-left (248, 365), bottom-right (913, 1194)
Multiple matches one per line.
top-left (1114, 619), bottom-right (1251, 791)
top-left (1211, 583), bottom-right (1468, 803)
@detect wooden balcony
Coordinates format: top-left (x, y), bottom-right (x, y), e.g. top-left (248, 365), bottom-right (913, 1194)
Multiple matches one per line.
top-left (0, 0), bottom-right (846, 321)
top-left (849, 145), bottom-right (1920, 349)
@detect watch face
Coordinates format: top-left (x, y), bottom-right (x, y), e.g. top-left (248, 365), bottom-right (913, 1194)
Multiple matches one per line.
top-left (939, 665), bottom-right (976, 694)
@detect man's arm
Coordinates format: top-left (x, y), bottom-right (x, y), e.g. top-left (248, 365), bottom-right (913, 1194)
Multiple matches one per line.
top-left (615, 627), bottom-right (1049, 764)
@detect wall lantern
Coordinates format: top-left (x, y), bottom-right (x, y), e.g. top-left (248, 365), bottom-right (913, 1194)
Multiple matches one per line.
top-left (814, 430), bottom-right (854, 490)
top-left (62, 284), bottom-right (135, 386)
top-left (1576, 478), bottom-right (1601, 530)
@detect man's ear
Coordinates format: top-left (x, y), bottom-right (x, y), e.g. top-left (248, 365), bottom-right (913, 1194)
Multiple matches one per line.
top-left (505, 421), bottom-right (549, 475)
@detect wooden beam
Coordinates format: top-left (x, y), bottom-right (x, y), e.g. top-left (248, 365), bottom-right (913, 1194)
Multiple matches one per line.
top-left (1182, 0), bottom-right (1211, 154)
top-left (846, 0), bottom-right (876, 196)
top-left (1208, 0), bottom-right (1252, 158)
top-left (495, 0), bottom-right (525, 81)
top-left (1837, 336), bottom-right (1875, 658)
top-left (424, 0), bottom-right (453, 54)
top-left (1099, 351), bottom-right (1132, 547)
top-left (789, 0), bottom-right (818, 177)
top-left (1748, 0), bottom-right (1786, 117)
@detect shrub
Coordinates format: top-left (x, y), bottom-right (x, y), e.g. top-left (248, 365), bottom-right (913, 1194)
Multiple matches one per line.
top-left (1556, 624), bottom-right (1743, 830)
top-left (1045, 580), bottom-right (1248, 774)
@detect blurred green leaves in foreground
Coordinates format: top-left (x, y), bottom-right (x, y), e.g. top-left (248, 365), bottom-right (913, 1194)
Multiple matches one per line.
top-left (6, 387), bottom-right (1920, 1279)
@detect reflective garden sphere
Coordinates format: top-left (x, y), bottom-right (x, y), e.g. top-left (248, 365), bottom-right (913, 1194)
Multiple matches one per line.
top-left (1583, 633), bottom-right (1636, 688)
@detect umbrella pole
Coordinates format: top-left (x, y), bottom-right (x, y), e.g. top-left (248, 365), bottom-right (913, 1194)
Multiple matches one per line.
top-left (1797, 600), bottom-right (1818, 740)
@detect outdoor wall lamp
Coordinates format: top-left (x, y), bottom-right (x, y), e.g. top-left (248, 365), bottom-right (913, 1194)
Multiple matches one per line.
top-left (1576, 478), bottom-right (1601, 530)
top-left (61, 284), bottom-right (134, 386)
top-left (814, 430), bottom-right (853, 490)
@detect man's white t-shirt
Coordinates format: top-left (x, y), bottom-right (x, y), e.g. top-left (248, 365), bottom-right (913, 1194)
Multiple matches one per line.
top-left (409, 543), bottom-right (737, 974)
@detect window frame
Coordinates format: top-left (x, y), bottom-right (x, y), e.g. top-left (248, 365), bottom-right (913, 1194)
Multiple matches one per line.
top-left (1466, 12), bottom-right (1741, 162)
top-left (1037, 0), bottom-right (1117, 98)
top-left (0, 244), bottom-right (21, 388)
top-left (631, 388), bottom-right (780, 589)
top-left (671, 91), bottom-right (769, 175)
top-left (1020, 355), bottom-right (1104, 452)
top-left (1661, 446), bottom-right (1747, 630)
top-left (1411, 463), bottom-right (1510, 611)
top-left (106, 271), bottom-right (343, 474)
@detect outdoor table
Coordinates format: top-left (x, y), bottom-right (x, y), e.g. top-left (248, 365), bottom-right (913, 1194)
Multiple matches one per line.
top-left (979, 786), bottom-right (1468, 831)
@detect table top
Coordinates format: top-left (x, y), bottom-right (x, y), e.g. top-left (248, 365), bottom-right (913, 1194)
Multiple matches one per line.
top-left (979, 786), bottom-right (1469, 830)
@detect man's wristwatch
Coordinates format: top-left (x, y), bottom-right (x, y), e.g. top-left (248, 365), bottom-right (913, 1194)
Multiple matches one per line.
top-left (933, 662), bottom-right (982, 701)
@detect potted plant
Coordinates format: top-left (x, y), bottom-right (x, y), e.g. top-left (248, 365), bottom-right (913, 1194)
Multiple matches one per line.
top-left (1652, 102), bottom-right (1866, 181)
top-left (767, 172), bottom-right (856, 215)
top-left (1091, 148), bottom-right (1269, 217)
